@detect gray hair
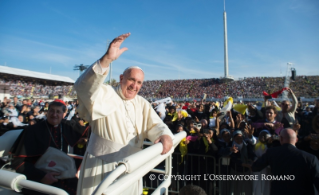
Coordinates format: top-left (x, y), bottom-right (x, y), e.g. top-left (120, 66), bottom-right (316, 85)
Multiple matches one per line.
top-left (123, 66), bottom-right (144, 75)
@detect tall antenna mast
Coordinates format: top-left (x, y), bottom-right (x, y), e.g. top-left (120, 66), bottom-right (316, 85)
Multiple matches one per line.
top-left (223, 0), bottom-right (229, 78)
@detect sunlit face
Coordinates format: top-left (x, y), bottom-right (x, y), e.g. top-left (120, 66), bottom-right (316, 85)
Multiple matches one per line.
top-left (281, 101), bottom-right (290, 112)
top-left (212, 111), bottom-right (217, 117)
top-left (47, 106), bottom-right (65, 126)
top-left (18, 115), bottom-right (24, 122)
top-left (265, 109), bottom-right (276, 122)
top-left (119, 68), bottom-right (144, 100)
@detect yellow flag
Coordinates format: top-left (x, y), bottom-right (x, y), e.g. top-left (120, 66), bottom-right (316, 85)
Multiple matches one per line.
top-left (172, 110), bottom-right (188, 121)
top-left (255, 141), bottom-right (266, 151)
top-left (202, 137), bottom-right (214, 153)
top-left (223, 97), bottom-right (233, 107)
top-left (233, 104), bottom-right (248, 115)
top-left (179, 138), bottom-right (188, 164)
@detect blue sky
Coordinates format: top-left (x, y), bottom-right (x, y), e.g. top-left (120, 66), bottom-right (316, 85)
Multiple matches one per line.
top-left (0, 0), bottom-right (318, 82)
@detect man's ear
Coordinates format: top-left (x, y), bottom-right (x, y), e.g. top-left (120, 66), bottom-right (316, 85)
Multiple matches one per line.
top-left (119, 74), bottom-right (123, 83)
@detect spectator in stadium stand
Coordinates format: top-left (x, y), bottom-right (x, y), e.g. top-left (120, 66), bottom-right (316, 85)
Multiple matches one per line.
top-left (217, 129), bottom-right (232, 152)
top-left (164, 105), bottom-right (176, 124)
top-left (197, 128), bottom-right (218, 155)
top-left (216, 128), bottom-right (232, 194)
top-left (274, 88), bottom-right (298, 128)
top-left (252, 106), bottom-right (284, 139)
top-left (19, 105), bottom-right (30, 123)
top-left (299, 129), bottom-right (319, 160)
top-left (13, 96), bottom-right (22, 111)
top-left (172, 110), bottom-right (187, 133)
top-left (222, 130), bottom-right (256, 195)
top-left (295, 101), bottom-right (304, 122)
top-left (0, 116), bottom-right (14, 135)
top-left (313, 99), bottom-right (319, 117)
top-left (208, 109), bottom-right (218, 129)
top-left (28, 105), bottom-right (41, 119)
top-left (300, 115), bottom-right (319, 146)
top-left (10, 99), bottom-right (88, 195)
top-left (246, 103), bottom-right (263, 123)
top-left (218, 111), bottom-right (235, 132)
top-left (1, 98), bottom-right (6, 109)
top-left (252, 130), bottom-right (272, 195)
top-left (251, 128), bottom-right (319, 195)
top-left (199, 119), bottom-right (208, 131)
top-left (194, 104), bottom-right (208, 122)
top-left (40, 102), bottom-right (49, 112)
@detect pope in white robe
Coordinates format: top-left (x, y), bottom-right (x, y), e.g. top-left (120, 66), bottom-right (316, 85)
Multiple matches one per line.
top-left (74, 33), bottom-right (174, 195)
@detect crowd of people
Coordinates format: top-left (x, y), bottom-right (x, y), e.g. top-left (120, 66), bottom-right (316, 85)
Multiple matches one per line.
top-left (151, 87), bottom-right (319, 194)
top-left (0, 77), bottom-right (76, 98)
top-left (0, 30), bottom-right (318, 194)
top-left (0, 83), bottom-right (319, 194)
top-left (139, 76), bottom-right (319, 99)
top-left (1, 75), bottom-right (318, 100)
top-left (0, 97), bottom-right (83, 135)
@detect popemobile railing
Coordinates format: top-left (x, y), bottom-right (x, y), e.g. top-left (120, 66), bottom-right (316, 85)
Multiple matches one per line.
top-left (92, 131), bottom-right (186, 195)
top-left (0, 130), bottom-right (186, 195)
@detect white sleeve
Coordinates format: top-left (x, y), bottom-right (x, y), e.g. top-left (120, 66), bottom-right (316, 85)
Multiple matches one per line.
top-left (93, 60), bottom-right (109, 75)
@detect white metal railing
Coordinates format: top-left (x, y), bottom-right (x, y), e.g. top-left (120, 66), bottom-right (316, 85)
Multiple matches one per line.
top-left (0, 130), bottom-right (186, 195)
top-left (93, 131), bottom-right (186, 195)
top-left (0, 170), bottom-right (68, 195)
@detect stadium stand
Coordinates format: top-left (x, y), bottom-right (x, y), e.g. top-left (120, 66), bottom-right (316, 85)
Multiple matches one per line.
top-left (0, 65), bottom-right (76, 98)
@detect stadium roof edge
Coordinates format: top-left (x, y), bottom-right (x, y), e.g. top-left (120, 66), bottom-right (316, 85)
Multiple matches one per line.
top-left (0, 65), bottom-right (75, 83)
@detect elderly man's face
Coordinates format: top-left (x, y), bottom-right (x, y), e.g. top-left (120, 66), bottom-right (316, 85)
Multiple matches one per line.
top-left (120, 68), bottom-right (144, 100)
top-left (47, 106), bottom-right (65, 126)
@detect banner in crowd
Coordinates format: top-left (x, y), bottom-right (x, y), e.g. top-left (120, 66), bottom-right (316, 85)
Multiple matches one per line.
top-left (153, 97), bottom-right (173, 105)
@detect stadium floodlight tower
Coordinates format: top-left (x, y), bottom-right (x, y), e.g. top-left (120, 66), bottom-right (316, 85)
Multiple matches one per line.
top-left (282, 62), bottom-right (293, 100)
top-left (74, 64), bottom-right (89, 77)
top-left (222, 0), bottom-right (234, 83)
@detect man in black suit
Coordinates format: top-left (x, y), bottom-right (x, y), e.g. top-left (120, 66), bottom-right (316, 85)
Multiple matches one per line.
top-left (251, 128), bottom-right (319, 195)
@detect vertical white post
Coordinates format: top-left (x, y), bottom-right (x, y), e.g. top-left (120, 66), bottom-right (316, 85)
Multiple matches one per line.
top-left (223, 0), bottom-right (229, 78)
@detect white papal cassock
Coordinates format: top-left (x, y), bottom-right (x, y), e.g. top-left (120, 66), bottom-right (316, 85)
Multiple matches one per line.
top-left (74, 61), bottom-right (174, 195)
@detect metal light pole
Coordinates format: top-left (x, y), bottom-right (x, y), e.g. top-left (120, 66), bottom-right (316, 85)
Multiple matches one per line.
top-left (282, 62), bottom-right (293, 99)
